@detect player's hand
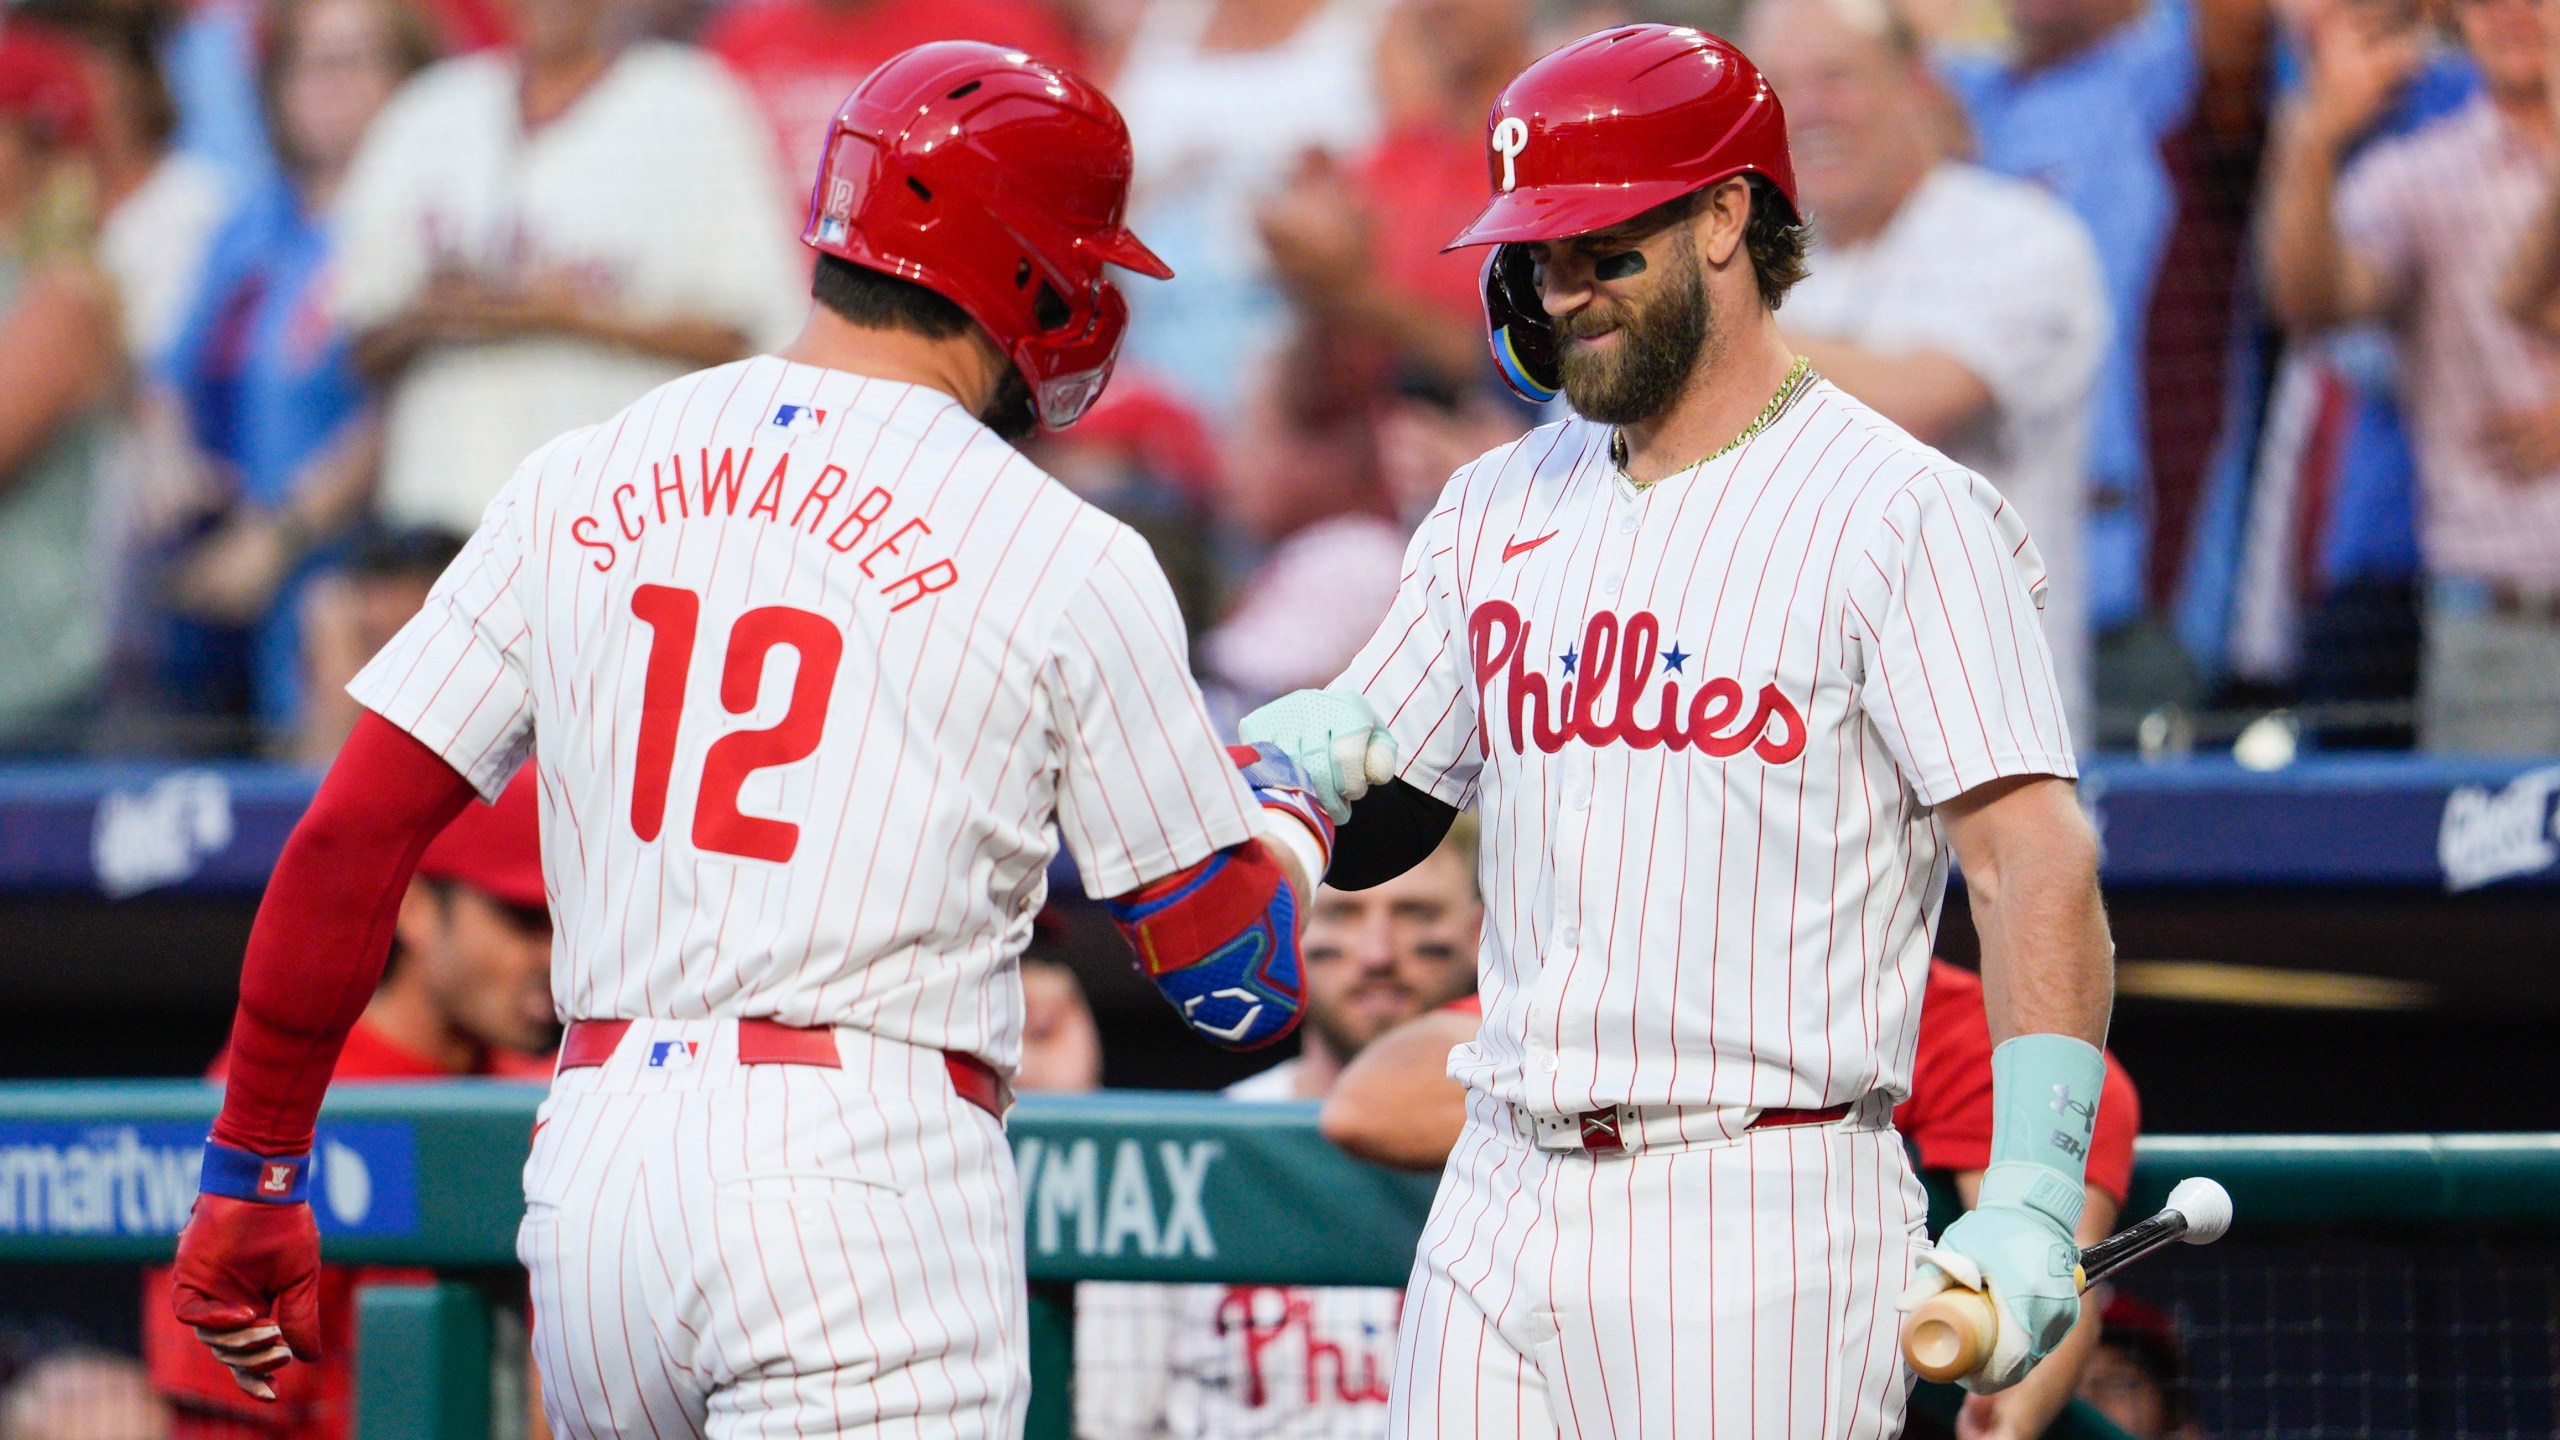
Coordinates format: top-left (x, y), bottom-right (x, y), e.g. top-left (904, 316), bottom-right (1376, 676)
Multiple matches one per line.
top-left (1228, 742), bottom-right (1336, 893)
top-left (2482, 402), bottom-right (2560, 482)
top-left (2298, 0), bottom-right (2423, 149)
top-left (1237, 690), bottom-right (1396, 824)
top-left (1900, 1195), bottom-right (2081, 1393)
top-left (171, 1191), bottom-right (325, 1401)
top-left (1955, 1390), bottom-right (2043, 1440)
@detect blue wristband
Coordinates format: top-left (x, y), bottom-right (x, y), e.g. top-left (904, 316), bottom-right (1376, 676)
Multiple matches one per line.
top-left (199, 1140), bottom-right (312, 1205)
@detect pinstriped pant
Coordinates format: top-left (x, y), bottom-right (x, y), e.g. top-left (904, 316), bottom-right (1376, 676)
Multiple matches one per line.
top-left (1386, 1092), bottom-right (1926, 1439)
top-left (518, 1020), bottom-right (1026, 1440)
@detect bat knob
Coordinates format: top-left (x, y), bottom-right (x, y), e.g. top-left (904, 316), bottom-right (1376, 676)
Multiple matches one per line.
top-left (1901, 1288), bottom-right (1999, 1385)
top-left (2166, 1177), bottom-right (2233, 1244)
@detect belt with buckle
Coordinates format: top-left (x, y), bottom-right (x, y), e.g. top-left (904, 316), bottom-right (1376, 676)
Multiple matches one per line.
top-left (556, 1019), bottom-right (1008, 1120)
top-left (1531, 1100), bottom-right (1855, 1154)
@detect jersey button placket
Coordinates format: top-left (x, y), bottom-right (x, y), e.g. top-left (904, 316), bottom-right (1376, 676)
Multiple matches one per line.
top-left (1543, 753), bottom-right (1592, 1085)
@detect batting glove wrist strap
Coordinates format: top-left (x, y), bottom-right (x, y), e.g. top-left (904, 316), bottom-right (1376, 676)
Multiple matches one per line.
top-left (199, 1142), bottom-right (311, 1206)
top-left (1986, 1033), bottom-right (2105, 1206)
top-left (1227, 743), bottom-right (1336, 881)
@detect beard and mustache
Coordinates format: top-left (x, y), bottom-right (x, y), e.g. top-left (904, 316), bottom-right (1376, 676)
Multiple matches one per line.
top-left (1555, 226), bottom-right (1713, 428)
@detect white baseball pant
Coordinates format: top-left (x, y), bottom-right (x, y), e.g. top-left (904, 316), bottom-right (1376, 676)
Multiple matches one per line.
top-left (1387, 1091), bottom-right (1926, 1439)
top-left (518, 1018), bottom-right (1025, 1439)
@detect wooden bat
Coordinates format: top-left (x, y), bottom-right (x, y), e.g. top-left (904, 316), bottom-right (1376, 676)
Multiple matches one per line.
top-left (1901, 1176), bottom-right (2232, 1384)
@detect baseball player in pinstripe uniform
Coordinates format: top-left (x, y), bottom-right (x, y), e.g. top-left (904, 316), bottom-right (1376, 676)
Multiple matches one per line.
top-left (1244, 25), bottom-right (2120, 1438)
top-left (165, 42), bottom-right (1340, 1440)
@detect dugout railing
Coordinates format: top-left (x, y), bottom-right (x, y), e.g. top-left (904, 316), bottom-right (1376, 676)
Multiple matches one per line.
top-left (1, 1083), bottom-right (2554, 1440)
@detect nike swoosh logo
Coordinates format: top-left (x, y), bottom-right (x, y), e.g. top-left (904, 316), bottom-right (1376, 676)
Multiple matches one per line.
top-left (1502, 532), bottom-right (1559, 562)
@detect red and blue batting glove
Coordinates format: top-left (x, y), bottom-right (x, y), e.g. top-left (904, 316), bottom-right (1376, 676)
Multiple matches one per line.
top-left (1227, 741), bottom-right (1336, 863)
top-left (170, 1143), bottom-right (324, 1400)
top-left (1106, 744), bottom-right (1330, 1050)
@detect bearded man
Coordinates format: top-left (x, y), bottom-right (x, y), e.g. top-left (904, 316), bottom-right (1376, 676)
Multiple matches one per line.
top-left (1240, 26), bottom-right (2119, 1438)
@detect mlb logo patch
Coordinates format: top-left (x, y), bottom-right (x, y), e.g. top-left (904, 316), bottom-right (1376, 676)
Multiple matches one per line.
top-left (647, 1040), bottom-right (701, 1070)
top-left (816, 216), bottom-right (848, 245)
top-left (772, 404), bottom-right (828, 433)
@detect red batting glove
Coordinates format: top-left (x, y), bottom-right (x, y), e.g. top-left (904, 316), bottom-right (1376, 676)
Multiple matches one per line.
top-left (171, 1192), bottom-right (324, 1401)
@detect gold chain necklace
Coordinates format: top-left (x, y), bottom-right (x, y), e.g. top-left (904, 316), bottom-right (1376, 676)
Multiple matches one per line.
top-left (1613, 355), bottom-right (1817, 490)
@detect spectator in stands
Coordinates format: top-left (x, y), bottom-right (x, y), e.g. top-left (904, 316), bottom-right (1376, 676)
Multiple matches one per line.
top-left (1255, 0), bottom-right (1530, 394)
top-left (1017, 958), bottom-right (1105, 1095)
top-left (2505, 0), bottom-right (2560, 341)
top-left (29, 0), bottom-right (230, 368)
top-left (0, 27), bottom-right (119, 754)
top-left (1940, 0), bottom-right (2200, 716)
top-left (1054, 0), bottom-right (1154, 73)
top-left (0, 1349), bottom-right (168, 1440)
top-left (1750, 0), bottom-right (2110, 743)
top-left (156, 0), bottom-right (437, 750)
top-left (1078, 818), bottom-right (1481, 1440)
top-left (2194, 0), bottom-right (2477, 748)
top-left (330, 0), bottom-right (802, 538)
top-left (1374, 380), bottom-right (1519, 525)
top-left (1111, 0), bottom-right (1388, 418)
top-left (1195, 403), bottom-right (1404, 713)
top-left (705, 0), bottom-right (1077, 225)
top-left (292, 525), bottom-right (463, 763)
top-left (2076, 1290), bottom-right (2204, 1440)
top-left (1322, 957), bottom-right (2143, 1440)
top-left (1217, 0), bottom-right (1531, 648)
top-left (2259, 0), bottom-right (2560, 753)
top-left (143, 770), bottom-right (552, 1440)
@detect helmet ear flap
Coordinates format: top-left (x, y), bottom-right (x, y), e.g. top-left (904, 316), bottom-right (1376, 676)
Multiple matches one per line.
top-left (1481, 244), bottom-right (1559, 404)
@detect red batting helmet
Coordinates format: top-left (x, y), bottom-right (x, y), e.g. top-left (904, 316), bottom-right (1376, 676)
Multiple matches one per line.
top-left (1444, 25), bottom-right (1798, 403)
top-left (802, 42), bottom-right (1171, 430)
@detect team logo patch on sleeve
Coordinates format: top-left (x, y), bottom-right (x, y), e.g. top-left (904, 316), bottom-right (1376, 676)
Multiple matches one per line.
top-left (647, 1040), bottom-right (702, 1069)
top-left (771, 404), bottom-right (828, 433)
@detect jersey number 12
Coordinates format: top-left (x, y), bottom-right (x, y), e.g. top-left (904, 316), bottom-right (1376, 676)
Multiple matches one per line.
top-left (626, 583), bottom-right (842, 863)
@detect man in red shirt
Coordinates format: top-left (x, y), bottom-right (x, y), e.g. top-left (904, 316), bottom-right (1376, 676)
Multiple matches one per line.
top-left (702, 0), bottom-right (1078, 224)
top-left (144, 771), bottom-right (553, 1440)
top-left (1323, 957), bottom-right (2141, 1440)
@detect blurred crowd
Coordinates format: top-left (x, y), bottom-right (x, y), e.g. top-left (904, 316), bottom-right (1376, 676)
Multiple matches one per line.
top-left (0, 0), bottom-right (2546, 767)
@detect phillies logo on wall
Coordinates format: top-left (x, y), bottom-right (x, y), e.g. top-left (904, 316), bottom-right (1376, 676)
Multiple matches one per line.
top-left (1468, 600), bottom-right (1807, 762)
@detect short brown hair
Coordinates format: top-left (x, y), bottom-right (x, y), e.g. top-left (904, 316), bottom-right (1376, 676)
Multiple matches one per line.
top-left (1743, 174), bottom-right (1811, 309)
top-left (1631, 175), bottom-right (1811, 311)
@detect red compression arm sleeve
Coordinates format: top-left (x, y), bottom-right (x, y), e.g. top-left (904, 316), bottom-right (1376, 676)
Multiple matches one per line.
top-left (209, 711), bottom-right (478, 1156)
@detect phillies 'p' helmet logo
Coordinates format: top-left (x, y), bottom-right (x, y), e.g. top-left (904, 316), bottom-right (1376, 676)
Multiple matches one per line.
top-left (1492, 116), bottom-right (1529, 192)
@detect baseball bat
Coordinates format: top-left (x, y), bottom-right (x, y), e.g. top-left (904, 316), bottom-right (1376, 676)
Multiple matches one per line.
top-left (1900, 1176), bottom-right (2232, 1385)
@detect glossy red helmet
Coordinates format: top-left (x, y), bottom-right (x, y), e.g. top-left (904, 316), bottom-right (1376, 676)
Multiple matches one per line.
top-left (802, 42), bottom-right (1171, 430)
top-left (1445, 25), bottom-right (1798, 402)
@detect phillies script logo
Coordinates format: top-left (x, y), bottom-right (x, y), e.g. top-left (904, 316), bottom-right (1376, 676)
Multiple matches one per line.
top-left (1468, 600), bottom-right (1807, 762)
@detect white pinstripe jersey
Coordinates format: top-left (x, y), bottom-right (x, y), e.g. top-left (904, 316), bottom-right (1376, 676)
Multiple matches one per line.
top-left (351, 355), bottom-right (1258, 1072)
top-left (1338, 382), bottom-right (2075, 1120)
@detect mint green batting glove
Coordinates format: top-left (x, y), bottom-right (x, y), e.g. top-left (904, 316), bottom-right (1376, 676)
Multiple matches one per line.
top-left (1898, 1033), bottom-right (2104, 1392)
top-left (1237, 690), bottom-right (1397, 824)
